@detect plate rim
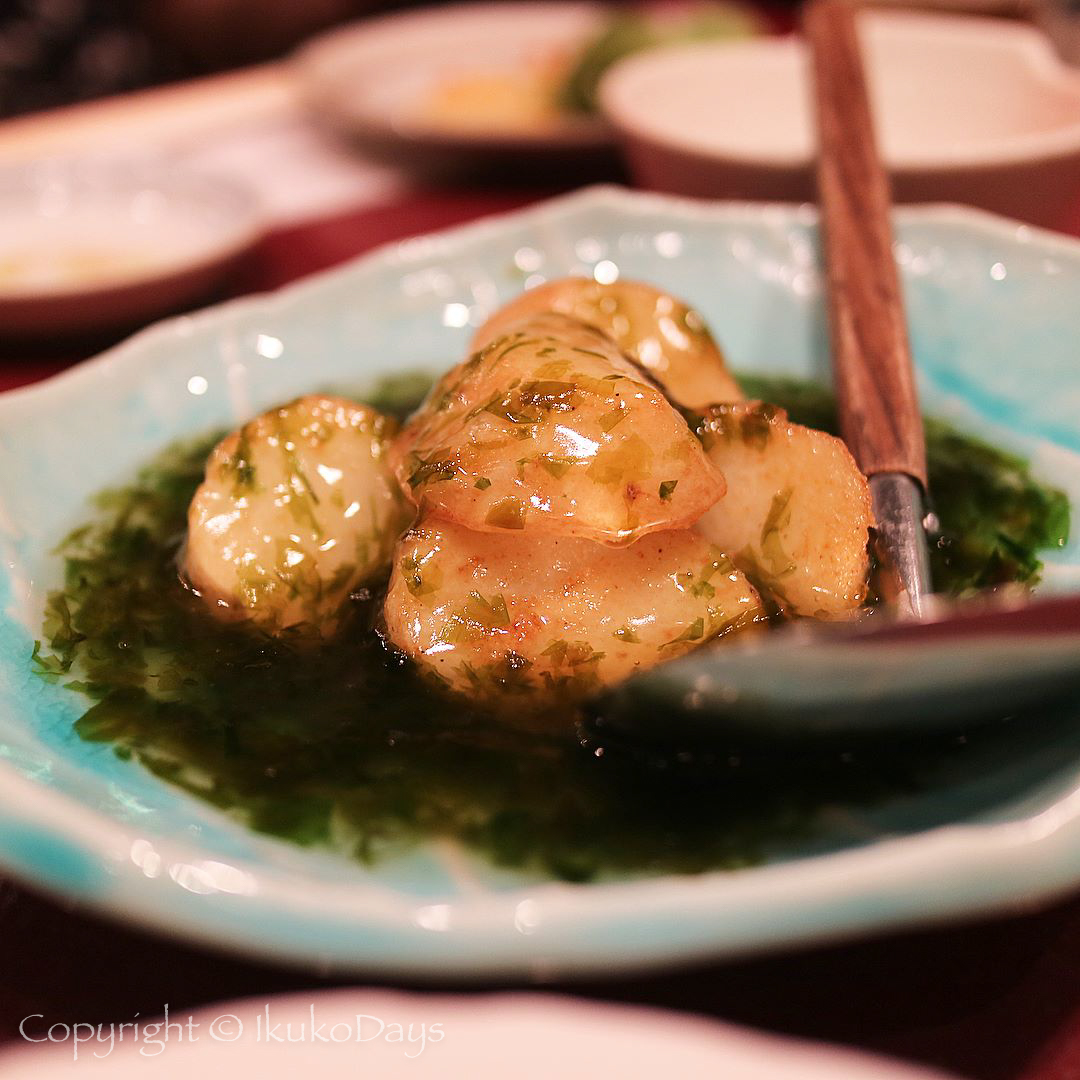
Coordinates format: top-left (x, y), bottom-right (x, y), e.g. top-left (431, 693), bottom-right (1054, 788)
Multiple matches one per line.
top-left (5, 184), bottom-right (1080, 412)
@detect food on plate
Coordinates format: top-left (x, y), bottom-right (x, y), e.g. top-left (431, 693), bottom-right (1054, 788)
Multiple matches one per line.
top-left (558, 4), bottom-right (764, 115)
top-left (39, 365), bottom-right (1069, 877)
top-left (413, 3), bottom-right (762, 138)
top-left (385, 515), bottom-right (764, 705)
top-left (0, 248), bottom-right (161, 291)
top-left (471, 277), bottom-right (743, 409)
top-left (392, 311), bottom-right (725, 545)
top-left (694, 401), bottom-right (874, 618)
top-left (416, 50), bottom-right (577, 136)
top-left (184, 394), bottom-right (407, 632)
top-left (381, 284), bottom-right (873, 701)
top-left (26, 221), bottom-right (1073, 883)
top-left (183, 287), bottom-right (875, 695)
top-left (182, 287), bottom-right (875, 702)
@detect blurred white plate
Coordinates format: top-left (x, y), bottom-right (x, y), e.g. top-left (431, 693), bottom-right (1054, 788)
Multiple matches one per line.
top-left (294, 2), bottom-right (610, 165)
top-left (0, 989), bottom-right (960, 1079)
top-left (0, 159), bottom-right (262, 338)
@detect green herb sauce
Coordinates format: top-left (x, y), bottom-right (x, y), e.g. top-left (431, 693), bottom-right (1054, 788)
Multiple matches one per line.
top-left (33, 375), bottom-right (1071, 881)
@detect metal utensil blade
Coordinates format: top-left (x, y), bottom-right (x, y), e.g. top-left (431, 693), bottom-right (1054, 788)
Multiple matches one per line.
top-left (870, 472), bottom-right (934, 619)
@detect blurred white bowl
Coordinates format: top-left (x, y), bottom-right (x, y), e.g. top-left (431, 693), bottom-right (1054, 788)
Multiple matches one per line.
top-left (599, 11), bottom-right (1080, 227)
top-left (0, 158), bottom-right (261, 339)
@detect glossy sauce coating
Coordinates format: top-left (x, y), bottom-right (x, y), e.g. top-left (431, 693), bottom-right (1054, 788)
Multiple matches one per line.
top-left (185, 395), bottom-right (408, 632)
top-left (384, 515), bottom-right (765, 706)
top-left (695, 402), bottom-right (874, 618)
top-left (471, 277), bottom-right (743, 409)
top-left (392, 312), bottom-right (725, 545)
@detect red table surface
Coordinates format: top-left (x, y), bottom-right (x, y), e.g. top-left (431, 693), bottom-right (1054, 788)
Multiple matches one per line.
top-left (4, 186), bottom-right (1080, 1080)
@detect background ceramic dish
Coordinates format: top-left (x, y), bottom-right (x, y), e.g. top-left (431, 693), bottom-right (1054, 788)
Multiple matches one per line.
top-left (0, 989), bottom-right (959, 1079)
top-left (0, 158), bottom-right (262, 338)
top-left (294, 2), bottom-right (610, 171)
top-left (0, 188), bottom-right (1078, 978)
top-left (599, 11), bottom-right (1080, 227)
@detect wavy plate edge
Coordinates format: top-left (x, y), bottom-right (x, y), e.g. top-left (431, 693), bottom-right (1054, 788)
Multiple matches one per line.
top-left (1, 186), bottom-right (1079, 976)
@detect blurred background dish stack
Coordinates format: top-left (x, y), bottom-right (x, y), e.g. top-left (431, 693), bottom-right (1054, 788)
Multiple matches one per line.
top-left (293, 0), bottom-right (765, 174)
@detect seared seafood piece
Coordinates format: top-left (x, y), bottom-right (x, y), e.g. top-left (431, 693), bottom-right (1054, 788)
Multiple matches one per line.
top-left (185, 395), bottom-right (409, 633)
top-left (695, 402), bottom-right (873, 618)
top-left (384, 515), bottom-right (765, 706)
top-left (471, 277), bottom-right (742, 409)
top-left (392, 312), bottom-right (724, 545)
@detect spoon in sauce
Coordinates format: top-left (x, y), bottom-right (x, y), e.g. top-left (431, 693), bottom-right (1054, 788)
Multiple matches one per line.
top-left (804, 0), bottom-right (933, 618)
top-left (589, 592), bottom-right (1080, 742)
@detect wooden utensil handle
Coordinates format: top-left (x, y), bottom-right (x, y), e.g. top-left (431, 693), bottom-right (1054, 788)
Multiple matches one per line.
top-left (804, 0), bottom-right (928, 486)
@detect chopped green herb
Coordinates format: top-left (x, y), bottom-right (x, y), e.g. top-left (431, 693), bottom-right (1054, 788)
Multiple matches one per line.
top-left (220, 428), bottom-right (257, 494)
top-left (485, 497), bottom-right (526, 530)
top-left (537, 454), bottom-right (577, 479)
top-left (463, 591), bottom-right (511, 631)
top-left (738, 403), bottom-right (778, 450)
top-left (518, 380), bottom-right (577, 411)
top-left (759, 487), bottom-right (797, 579)
top-left (273, 412), bottom-right (324, 542)
top-left (30, 639), bottom-right (68, 681)
top-left (564, 642), bottom-right (604, 666)
top-left (542, 639), bottom-right (603, 667)
top-left (541, 639), bottom-right (568, 666)
top-left (401, 553), bottom-right (438, 598)
top-left (598, 406), bottom-right (629, 433)
top-left (662, 617), bottom-right (705, 648)
top-left (658, 480), bottom-right (678, 501)
top-left (689, 552), bottom-right (735, 599)
top-left (407, 450), bottom-right (461, 489)
top-left (585, 434), bottom-right (652, 486)
top-left (459, 651), bottom-right (535, 697)
top-left (533, 358), bottom-right (572, 379)
top-left (495, 337), bottom-right (543, 362)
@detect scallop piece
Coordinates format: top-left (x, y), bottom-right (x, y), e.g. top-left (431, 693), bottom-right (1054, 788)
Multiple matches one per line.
top-left (185, 394), bottom-right (409, 633)
top-left (384, 515), bottom-right (765, 707)
top-left (695, 402), bottom-right (874, 619)
top-left (470, 277), bottom-right (743, 409)
top-left (392, 312), bottom-right (724, 545)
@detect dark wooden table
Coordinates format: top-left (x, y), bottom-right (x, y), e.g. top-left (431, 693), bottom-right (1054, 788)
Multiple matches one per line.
top-left (4, 187), bottom-right (1080, 1080)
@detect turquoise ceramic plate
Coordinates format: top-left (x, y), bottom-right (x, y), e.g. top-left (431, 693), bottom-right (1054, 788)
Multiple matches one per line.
top-left (1, 187), bottom-right (1078, 977)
